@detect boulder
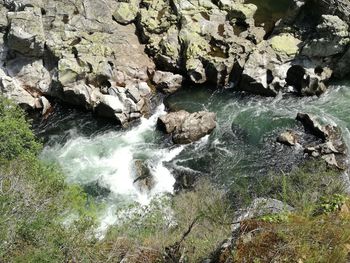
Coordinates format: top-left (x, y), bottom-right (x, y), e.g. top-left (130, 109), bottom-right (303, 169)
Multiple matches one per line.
top-left (113, 0), bottom-right (139, 25)
top-left (277, 113), bottom-right (349, 169)
top-left (302, 15), bottom-right (349, 57)
top-left (232, 198), bottom-right (294, 232)
top-left (7, 7), bottom-right (45, 57)
top-left (157, 110), bottom-right (217, 144)
top-left (0, 68), bottom-right (37, 109)
top-left (296, 113), bottom-right (328, 140)
top-left (152, 70), bottom-right (183, 94)
top-left (133, 159), bottom-right (155, 193)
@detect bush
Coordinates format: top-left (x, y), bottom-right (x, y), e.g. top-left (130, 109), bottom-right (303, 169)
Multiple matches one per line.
top-left (0, 97), bottom-right (41, 160)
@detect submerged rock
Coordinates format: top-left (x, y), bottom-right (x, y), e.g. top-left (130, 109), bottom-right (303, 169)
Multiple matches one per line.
top-left (277, 130), bottom-right (298, 146)
top-left (157, 110), bottom-right (216, 144)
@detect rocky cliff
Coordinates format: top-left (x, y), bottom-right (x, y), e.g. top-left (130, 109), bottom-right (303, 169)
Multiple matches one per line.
top-left (0, 0), bottom-right (349, 125)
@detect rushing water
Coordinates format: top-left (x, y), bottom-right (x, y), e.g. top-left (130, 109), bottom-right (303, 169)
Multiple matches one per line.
top-left (37, 81), bottom-right (350, 234)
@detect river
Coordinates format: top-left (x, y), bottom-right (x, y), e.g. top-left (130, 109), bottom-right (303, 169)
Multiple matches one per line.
top-left (36, 81), bottom-right (350, 235)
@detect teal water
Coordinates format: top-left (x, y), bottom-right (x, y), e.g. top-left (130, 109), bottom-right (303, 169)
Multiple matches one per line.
top-left (38, 81), bottom-right (350, 234)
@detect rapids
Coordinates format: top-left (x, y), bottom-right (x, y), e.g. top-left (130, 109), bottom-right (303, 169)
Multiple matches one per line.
top-left (36, 81), bottom-right (350, 234)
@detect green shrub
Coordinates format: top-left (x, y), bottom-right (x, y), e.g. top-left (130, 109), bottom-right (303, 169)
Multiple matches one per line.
top-left (0, 97), bottom-right (41, 160)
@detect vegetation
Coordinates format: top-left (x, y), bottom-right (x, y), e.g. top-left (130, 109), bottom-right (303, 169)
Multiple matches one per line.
top-left (1, 95), bottom-right (349, 262)
top-left (234, 199), bottom-right (350, 263)
top-left (232, 163), bottom-right (350, 263)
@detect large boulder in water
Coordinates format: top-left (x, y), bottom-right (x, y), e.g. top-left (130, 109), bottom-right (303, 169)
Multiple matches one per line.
top-left (157, 110), bottom-right (217, 144)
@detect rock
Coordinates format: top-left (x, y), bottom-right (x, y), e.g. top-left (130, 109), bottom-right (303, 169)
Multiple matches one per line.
top-left (239, 42), bottom-right (283, 96)
top-left (286, 64), bottom-right (332, 96)
top-left (232, 198), bottom-right (294, 231)
top-left (294, 113), bottom-right (348, 169)
top-left (302, 15), bottom-right (349, 57)
top-left (277, 130), bottom-right (298, 146)
top-left (113, 0), bottom-right (139, 25)
top-left (296, 113), bottom-right (328, 140)
top-left (39, 96), bottom-right (51, 116)
top-left (152, 70), bottom-right (183, 94)
top-left (0, 68), bottom-right (37, 109)
top-left (7, 7), bottom-right (45, 57)
top-left (157, 110), bottom-right (216, 144)
top-left (6, 56), bottom-right (51, 94)
top-left (207, 238), bottom-right (233, 263)
top-left (158, 110), bottom-right (191, 134)
top-left (0, 0), bottom-right (157, 125)
top-left (270, 34), bottom-right (301, 56)
top-left (335, 47), bottom-right (350, 78)
top-left (133, 159), bottom-right (155, 193)
top-left (322, 154), bottom-right (341, 169)
top-left (308, 0), bottom-right (350, 24)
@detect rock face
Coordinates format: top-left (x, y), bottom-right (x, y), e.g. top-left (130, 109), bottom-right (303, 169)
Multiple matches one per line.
top-left (134, 0), bottom-right (350, 96)
top-left (157, 110), bottom-right (216, 144)
top-left (0, 0), bottom-right (350, 119)
top-left (0, 0), bottom-right (155, 125)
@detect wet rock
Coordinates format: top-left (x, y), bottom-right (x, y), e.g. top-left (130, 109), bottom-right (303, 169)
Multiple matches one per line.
top-left (335, 47), bottom-right (350, 78)
top-left (133, 159), bottom-right (155, 193)
top-left (152, 70), bottom-right (183, 94)
top-left (286, 64), bottom-right (332, 96)
top-left (296, 113), bottom-right (328, 140)
top-left (308, 0), bottom-right (350, 24)
top-left (83, 181), bottom-right (111, 198)
top-left (277, 130), bottom-right (298, 146)
top-left (157, 110), bottom-right (216, 144)
top-left (278, 113), bottom-right (350, 169)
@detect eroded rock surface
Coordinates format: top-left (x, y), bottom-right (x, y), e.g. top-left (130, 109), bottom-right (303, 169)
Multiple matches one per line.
top-left (0, 0), bottom-right (155, 124)
top-left (0, 0), bottom-right (350, 121)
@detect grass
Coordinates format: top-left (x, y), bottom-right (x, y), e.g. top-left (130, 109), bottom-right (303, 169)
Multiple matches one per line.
top-left (234, 201), bottom-right (350, 263)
